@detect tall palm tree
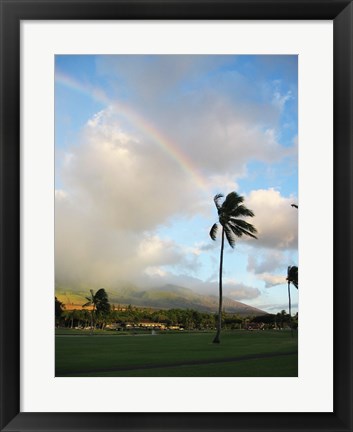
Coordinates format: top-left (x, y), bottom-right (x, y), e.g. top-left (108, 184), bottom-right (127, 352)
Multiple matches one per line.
top-left (209, 192), bottom-right (257, 344)
top-left (287, 204), bottom-right (298, 332)
top-left (55, 297), bottom-right (65, 327)
top-left (286, 265), bottom-right (298, 333)
top-left (83, 288), bottom-right (110, 335)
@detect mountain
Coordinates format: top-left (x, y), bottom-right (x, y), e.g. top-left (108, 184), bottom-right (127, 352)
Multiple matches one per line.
top-left (56, 283), bottom-right (267, 316)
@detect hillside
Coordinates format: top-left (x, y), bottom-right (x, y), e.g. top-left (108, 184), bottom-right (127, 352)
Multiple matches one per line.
top-left (56, 284), bottom-right (266, 316)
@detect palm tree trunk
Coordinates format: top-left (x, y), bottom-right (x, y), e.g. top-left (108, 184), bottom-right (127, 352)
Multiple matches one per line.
top-left (90, 307), bottom-right (94, 336)
top-left (213, 227), bottom-right (225, 344)
top-left (288, 281), bottom-right (292, 336)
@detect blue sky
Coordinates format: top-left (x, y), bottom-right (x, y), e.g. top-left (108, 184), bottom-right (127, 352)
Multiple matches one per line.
top-left (55, 55), bottom-right (298, 314)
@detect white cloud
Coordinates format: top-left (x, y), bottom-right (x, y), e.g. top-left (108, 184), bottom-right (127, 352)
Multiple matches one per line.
top-left (86, 109), bottom-right (106, 128)
top-left (272, 80), bottom-right (293, 111)
top-left (144, 267), bottom-right (167, 277)
top-left (208, 174), bottom-right (239, 193)
top-left (225, 282), bottom-right (261, 301)
top-left (55, 109), bottom-right (206, 289)
top-left (258, 273), bottom-right (286, 288)
top-left (245, 188), bottom-right (298, 250)
top-left (60, 108), bottom-right (203, 232)
top-left (247, 250), bottom-right (286, 274)
top-left (137, 235), bottom-right (185, 267)
top-left (247, 249), bottom-right (298, 290)
top-left (94, 56), bottom-right (295, 180)
top-left (164, 95), bottom-right (291, 177)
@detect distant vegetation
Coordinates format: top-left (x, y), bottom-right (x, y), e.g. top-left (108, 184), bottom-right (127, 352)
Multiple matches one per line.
top-left (55, 295), bottom-right (297, 332)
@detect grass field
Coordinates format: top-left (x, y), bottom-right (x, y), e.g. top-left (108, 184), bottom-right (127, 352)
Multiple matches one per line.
top-left (55, 330), bottom-right (298, 377)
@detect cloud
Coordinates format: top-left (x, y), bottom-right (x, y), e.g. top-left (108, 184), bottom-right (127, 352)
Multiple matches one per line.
top-left (55, 108), bottom-right (207, 289)
top-left (60, 108), bottom-right (203, 232)
top-left (55, 189), bottom-right (67, 200)
top-left (96, 55), bottom-right (232, 102)
top-left (55, 198), bottom-right (199, 289)
top-left (258, 273), bottom-right (286, 288)
top-left (246, 248), bottom-right (298, 289)
top-left (184, 276), bottom-right (261, 301)
top-left (196, 242), bottom-right (218, 252)
top-left (137, 235), bottom-right (183, 266)
top-left (225, 283), bottom-right (261, 301)
top-left (154, 92), bottom-right (292, 177)
top-left (256, 302), bottom-right (298, 313)
top-left (245, 188), bottom-right (298, 250)
top-left (207, 174), bottom-right (239, 193)
top-left (131, 271), bottom-right (261, 301)
top-left (247, 250), bottom-right (286, 274)
top-left (55, 56), bottom-right (298, 296)
top-left (271, 80), bottom-right (293, 110)
top-left (55, 113), bottom-right (296, 292)
top-left (94, 56), bottom-right (295, 180)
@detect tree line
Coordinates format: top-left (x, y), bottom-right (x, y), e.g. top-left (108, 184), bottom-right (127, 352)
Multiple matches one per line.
top-left (55, 293), bottom-right (297, 332)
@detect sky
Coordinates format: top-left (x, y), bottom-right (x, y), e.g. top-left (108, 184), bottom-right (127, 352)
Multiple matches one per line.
top-left (55, 55), bottom-right (298, 314)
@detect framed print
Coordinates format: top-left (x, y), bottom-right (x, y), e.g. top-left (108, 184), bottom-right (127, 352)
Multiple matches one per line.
top-left (0, 0), bottom-right (352, 431)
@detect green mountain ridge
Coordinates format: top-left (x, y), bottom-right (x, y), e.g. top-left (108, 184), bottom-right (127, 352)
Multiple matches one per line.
top-left (56, 283), bottom-right (266, 316)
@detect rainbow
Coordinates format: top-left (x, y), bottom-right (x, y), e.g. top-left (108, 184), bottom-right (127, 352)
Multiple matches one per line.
top-left (55, 71), bottom-right (207, 188)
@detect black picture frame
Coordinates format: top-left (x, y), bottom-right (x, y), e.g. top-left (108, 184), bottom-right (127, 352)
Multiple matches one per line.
top-left (1, 1), bottom-right (352, 431)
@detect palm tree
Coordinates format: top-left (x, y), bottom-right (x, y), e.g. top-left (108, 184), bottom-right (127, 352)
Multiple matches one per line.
top-left (287, 265), bottom-right (298, 290)
top-left (55, 297), bottom-right (65, 327)
top-left (83, 288), bottom-right (110, 335)
top-left (286, 266), bottom-right (298, 333)
top-left (287, 204), bottom-right (298, 332)
top-left (209, 192), bottom-right (257, 343)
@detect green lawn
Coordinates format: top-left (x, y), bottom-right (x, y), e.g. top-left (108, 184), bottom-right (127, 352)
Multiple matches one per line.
top-left (55, 330), bottom-right (298, 377)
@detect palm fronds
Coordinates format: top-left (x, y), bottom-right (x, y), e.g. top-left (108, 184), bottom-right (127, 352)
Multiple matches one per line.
top-left (209, 223), bottom-right (218, 241)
